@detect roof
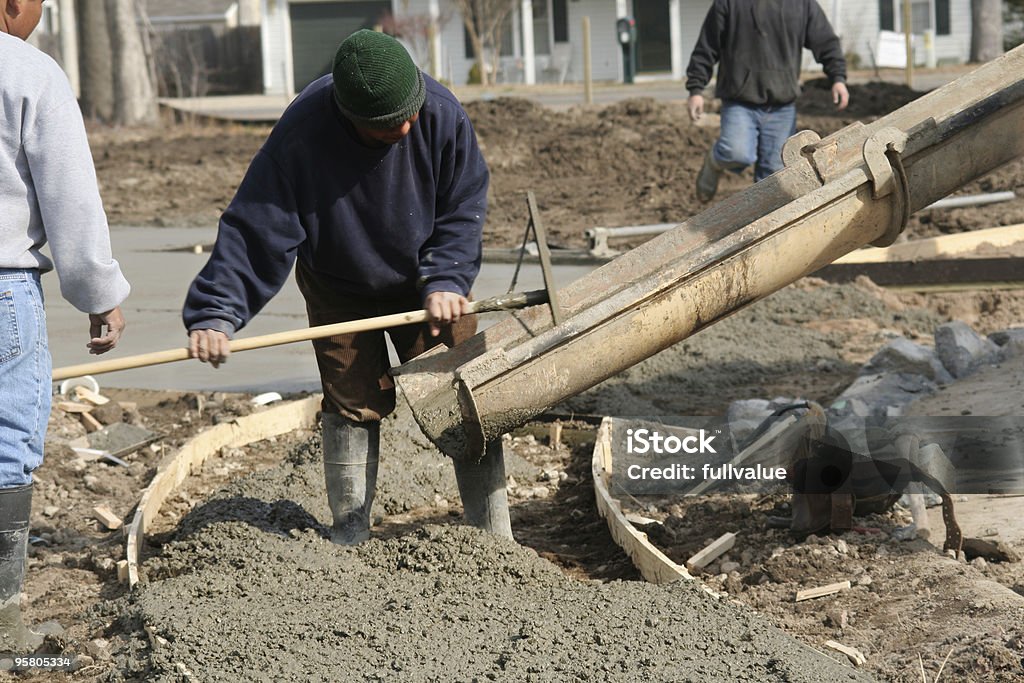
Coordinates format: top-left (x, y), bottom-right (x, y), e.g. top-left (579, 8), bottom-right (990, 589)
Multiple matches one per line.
top-left (145, 0), bottom-right (236, 21)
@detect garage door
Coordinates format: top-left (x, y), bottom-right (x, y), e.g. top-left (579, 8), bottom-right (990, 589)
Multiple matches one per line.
top-left (290, 1), bottom-right (392, 92)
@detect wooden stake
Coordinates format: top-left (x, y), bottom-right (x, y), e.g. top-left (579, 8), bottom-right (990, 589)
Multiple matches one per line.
top-left (796, 580), bottom-right (851, 602)
top-left (73, 386), bottom-right (110, 405)
top-left (93, 505), bottom-right (123, 531)
top-left (80, 412), bottom-right (103, 433)
top-left (548, 421), bottom-right (563, 448)
top-left (58, 401), bottom-right (92, 414)
top-left (824, 640), bottom-right (866, 666)
top-left (686, 532), bottom-right (737, 571)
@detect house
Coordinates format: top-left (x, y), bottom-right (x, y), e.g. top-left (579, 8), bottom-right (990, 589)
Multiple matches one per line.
top-left (259, 0), bottom-right (976, 96)
top-left (146, 0), bottom-right (262, 32)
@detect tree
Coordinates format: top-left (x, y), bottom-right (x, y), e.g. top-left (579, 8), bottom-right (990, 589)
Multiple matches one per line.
top-left (77, 0), bottom-right (157, 124)
top-left (105, 0), bottom-right (158, 124)
top-left (450, 0), bottom-right (519, 85)
top-left (78, 0), bottom-right (114, 121)
top-left (970, 0), bottom-right (1003, 62)
top-left (380, 9), bottom-right (453, 75)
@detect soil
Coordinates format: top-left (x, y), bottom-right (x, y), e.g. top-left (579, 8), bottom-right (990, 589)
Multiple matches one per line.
top-left (10, 81), bottom-right (1024, 680)
top-left (88, 79), bottom-right (1024, 247)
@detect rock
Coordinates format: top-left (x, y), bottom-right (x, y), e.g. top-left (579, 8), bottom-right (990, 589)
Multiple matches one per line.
top-left (832, 372), bottom-right (938, 418)
top-left (935, 321), bottom-right (1000, 378)
top-left (71, 655), bottom-right (95, 671)
top-left (540, 469), bottom-right (560, 482)
top-left (864, 336), bottom-right (953, 384)
top-left (86, 638), bottom-right (112, 661)
top-left (90, 402), bottom-right (126, 425)
top-left (961, 537), bottom-right (1020, 563)
top-left (825, 609), bottom-right (849, 629)
top-left (970, 557), bottom-right (988, 569)
top-left (988, 328), bottom-right (1024, 347)
top-left (855, 574), bottom-right (873, 586)
top-left (834, 539), bottom-right (849, 555)
top-left (725, 399), bottom-right (773, 446)
top-left (42, 505), bottom-right (59, 517)
top-left (720, 561), bottom-right (741, 573)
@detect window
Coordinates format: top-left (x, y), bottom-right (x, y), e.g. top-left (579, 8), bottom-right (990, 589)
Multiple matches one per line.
top-left (878, 0), bottom-right (951, 36)
top-left (552, 0), bottom-right (569, 43)
top-left (879, 0), bottom-right (894, 31)
top-left (935, 0), bottom-right (950, 35)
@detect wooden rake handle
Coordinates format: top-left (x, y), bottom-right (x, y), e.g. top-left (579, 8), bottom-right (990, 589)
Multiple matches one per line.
top-left (52, 289), bottom-right (549, 382)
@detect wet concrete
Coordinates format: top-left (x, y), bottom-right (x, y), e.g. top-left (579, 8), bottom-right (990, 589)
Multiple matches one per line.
top-left (133, 412), bottom-right (872, 683)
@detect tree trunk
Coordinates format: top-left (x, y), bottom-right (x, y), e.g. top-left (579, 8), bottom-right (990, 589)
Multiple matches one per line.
top-left (971, 0), bottom-right (1004, 62)
top-left (105, 0), bottom-right (158, 125)
top-left (78, 0), bottom-right (114, 121)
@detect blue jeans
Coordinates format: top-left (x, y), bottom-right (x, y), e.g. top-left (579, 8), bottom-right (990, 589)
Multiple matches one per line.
top-left (713, 100), bottom-right (798, 182)
top-left (0, 270), bottom-right (50, 487)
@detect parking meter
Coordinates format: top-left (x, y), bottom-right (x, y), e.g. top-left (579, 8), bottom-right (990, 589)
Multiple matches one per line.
top-left (616, 17), bottom-right (637, 84)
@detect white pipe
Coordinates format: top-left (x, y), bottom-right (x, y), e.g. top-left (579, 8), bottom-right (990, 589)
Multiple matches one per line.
top-left (923, 191), bottom-right (1016, 210)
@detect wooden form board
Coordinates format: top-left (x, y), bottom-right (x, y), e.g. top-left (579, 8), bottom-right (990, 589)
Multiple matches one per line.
top-left (591, 418), bottom-right (694, 585)
top-left (833, 224), bottom-right (1023, 264)
top-left (124, 395), bottom-right (322, 587)
top-left (814, 256), bottom-right (1024, 288)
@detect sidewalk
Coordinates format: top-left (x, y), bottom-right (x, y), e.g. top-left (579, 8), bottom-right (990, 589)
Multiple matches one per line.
top-left (160, 65), bottom-right (976, 123)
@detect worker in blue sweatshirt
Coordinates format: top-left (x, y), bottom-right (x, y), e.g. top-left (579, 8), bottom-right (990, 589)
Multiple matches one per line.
top-left (182, 30), bottom-right (512, 544)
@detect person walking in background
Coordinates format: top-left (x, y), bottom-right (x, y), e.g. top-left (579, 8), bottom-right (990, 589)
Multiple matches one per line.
top-left (183, 30), bottom-right (512, 546)
top-left (1, 0), bottom-right (129, 653)
top-left (686, 0), bottom-right (850, 201)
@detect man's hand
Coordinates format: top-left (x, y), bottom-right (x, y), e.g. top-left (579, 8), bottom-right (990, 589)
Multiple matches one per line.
top-left (189, 329), bottom-right (231, 368)
top-left (425, 291), bottom-right (471, 337)
top-left (687, 94), bottom-right (705, 122)
top-left (832, 82), bottom-right (850, 111)
top-left (87, 307), bottom-right (125, 355)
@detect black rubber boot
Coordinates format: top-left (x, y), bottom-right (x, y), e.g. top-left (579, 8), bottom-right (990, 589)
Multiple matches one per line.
top-left (696, 148), bottom-right (724, 202)
top-left (453, 439), bottom-right (514, 541)
top-left (0, 484), bottom-right (43, 654)
top-left (321, 414), bottom-right (380, 546)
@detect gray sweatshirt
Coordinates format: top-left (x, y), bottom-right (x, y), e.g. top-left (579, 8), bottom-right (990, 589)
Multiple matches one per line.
top-left (0, 33), bottom-right (129, 314)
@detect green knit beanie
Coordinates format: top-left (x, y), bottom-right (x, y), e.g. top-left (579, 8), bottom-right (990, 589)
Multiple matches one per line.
top-left (332, 30), bottom-right (426, 130)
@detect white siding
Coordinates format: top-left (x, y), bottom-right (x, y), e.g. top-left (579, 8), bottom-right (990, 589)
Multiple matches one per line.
top-left (570, 1), bottom-right (622, 82)
top-left (831, 0), bottom-right (970, 69)
top-left (938, 0), bottom-right (970, 63)
top-left (260, 0), bottom-right (975, 93)
top-left (261, 0), bottom-right (293, 96)
top-left (679, 0), bottom-right (712, 61)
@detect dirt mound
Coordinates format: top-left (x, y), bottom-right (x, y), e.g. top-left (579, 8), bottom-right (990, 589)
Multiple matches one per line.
top-left (797, 78), bottom-right (922, 119)
top-left (91, 89), bottom-right (1022, 248)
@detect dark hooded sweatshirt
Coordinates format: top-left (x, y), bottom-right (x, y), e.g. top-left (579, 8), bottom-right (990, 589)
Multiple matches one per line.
top-left (686, 0), bottom-right (846, 106)
top-left (183, 73), bottom-right (489, 337)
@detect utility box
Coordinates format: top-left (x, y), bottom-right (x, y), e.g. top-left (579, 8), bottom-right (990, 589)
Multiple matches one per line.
top-left (616, 17), bottom-right (637, 84)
